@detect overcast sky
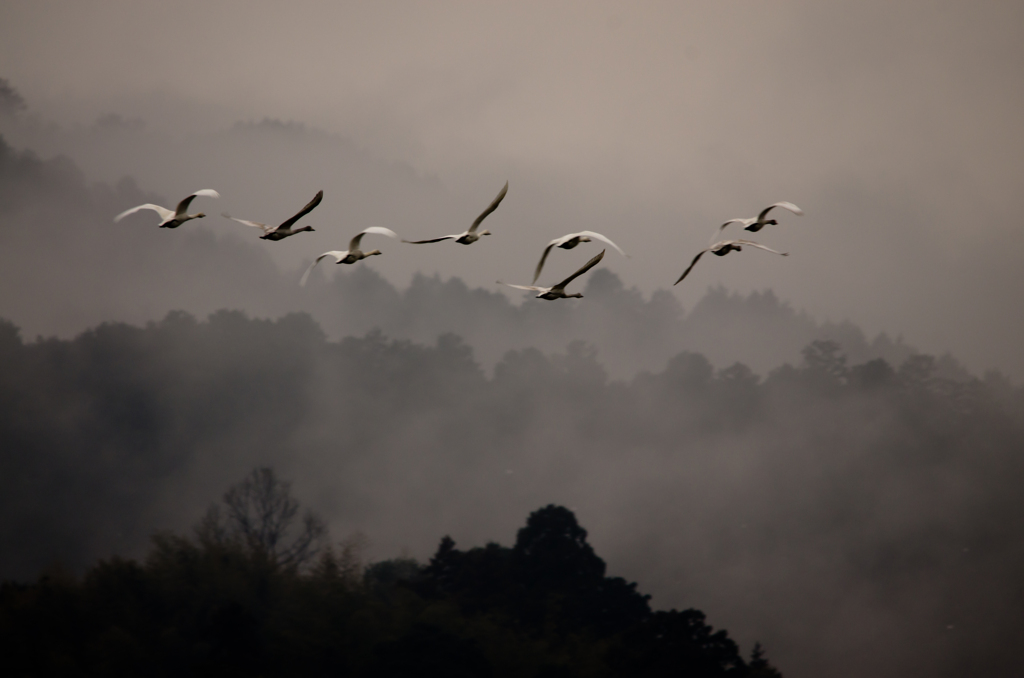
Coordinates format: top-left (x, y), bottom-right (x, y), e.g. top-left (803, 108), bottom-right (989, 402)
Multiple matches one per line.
top-left (1, 0), bottom-right (1023, 377)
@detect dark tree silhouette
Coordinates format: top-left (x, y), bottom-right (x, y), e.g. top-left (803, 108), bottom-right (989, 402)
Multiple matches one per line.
top-left (196, 467), bottom-right (326, 569)
top-left (0, 503), bottom-right (781, 677)
top-left (611, 609), bottom-right (747, 677)
top-left (0, 79), bottom-right (26, 117)
top-left (801, 338), bottom-right (848, 384)
top-left (513, 504), bottom-right (606, 587)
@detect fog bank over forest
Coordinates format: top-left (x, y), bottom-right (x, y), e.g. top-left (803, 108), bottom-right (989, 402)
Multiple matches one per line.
top-left (1, 309), bottom-right (1021, 678)
top-left (0, 127), bottom-right (975, 382)
top-left (2, 68), bottom-right (1023, 380)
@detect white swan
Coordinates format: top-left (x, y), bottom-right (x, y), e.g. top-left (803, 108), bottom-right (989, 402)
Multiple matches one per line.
top-left (114, 189), bottom-right (220, 228)
top-left (222, 190), bottom-right (323, 241)
top-left (499, 250), bottom-right (605, 300)
top-left (404, 181), bottom-right (508, 245)
top-left (532, 231), bottom-right (627, 284)
top-left (300, 227), bottom-right (401, 286)
top-left (674, 239), bottom-right (788, 285)
top-left (718, 201), bottom-right (803, 235)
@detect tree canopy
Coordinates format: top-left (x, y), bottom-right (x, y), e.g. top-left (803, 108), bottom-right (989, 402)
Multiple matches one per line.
top-left (0, 491), bottom-right (777, 678)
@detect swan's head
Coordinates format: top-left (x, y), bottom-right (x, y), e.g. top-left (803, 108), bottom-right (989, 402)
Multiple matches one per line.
top-left (194, 212), bottom-right (207, 219)
top-left (766, 219), bottom-right (778, 226)
top-left (480, 229), bottom-right (492, 236)
top-left (568, 293), bottom-right (584, 299)
top-left (300, 225), bottom-right (315, 233)
top-left (367, 249), bottom-right (383, 256)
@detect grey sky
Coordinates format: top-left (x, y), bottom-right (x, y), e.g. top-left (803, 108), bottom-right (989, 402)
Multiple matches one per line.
top-left (1, 0), bottom-right (1023, 378)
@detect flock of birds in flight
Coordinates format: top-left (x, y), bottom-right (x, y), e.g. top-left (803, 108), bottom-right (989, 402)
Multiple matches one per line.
top-left (113, 184), bottom-right (803, 299)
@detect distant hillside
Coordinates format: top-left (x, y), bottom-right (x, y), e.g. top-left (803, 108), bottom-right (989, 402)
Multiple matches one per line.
top-left (0, 133), bottom-right (952, 380)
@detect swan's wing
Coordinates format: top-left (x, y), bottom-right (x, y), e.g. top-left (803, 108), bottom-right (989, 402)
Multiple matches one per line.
top-left (222, 213), bottom-right (273, 234)
top-left (497, 281), bottom-right (548, 293)
top-left (349, 226), bottom-right (400, 250)
top-left (674, 248), bottom-right (710, 285)
top-left (717, 218), bottom-right (752, 236)
top-left (575, 231), bottom-right (627, 257)
top-left (757, 201), bottom-right (803, 221)
top-left (299, 251), bottom-right (347, 287)
top-left (362, 226), bottom-right (401, 240)
top-left (278, 190), bottom-right (324, 230)
top-left (548, 233), bottom-right (577, 247)
top-left (175, 189), bottom-right (220, 216)
top-left (532, 243), bottom-right (557, 284)
top-left (553, 249), bottom-right (605, 290)
top-left (114, 203), bottom-right (173, 223)
top-left (731, 239), bottom-right (789, 256)
top-left (468, 181), bottom-right (509, 233)
top-left (533, 231), bottom-right (625, 283)
top-left (402, 234), bottom-right (459, 244)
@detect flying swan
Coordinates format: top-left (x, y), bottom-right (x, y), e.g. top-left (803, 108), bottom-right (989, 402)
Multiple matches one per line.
top-left (532, 231), bottom-right (627, 284)
top-left (674, 239), bottom-right (788, 285)
top-left (404, 181), bottom-right (508, 245)
top-left (222, 190), bottom-right (323, 241)
top-left (114, 189), bottom-right (220, 228)
top-left (299, 227), bottom-right (401, 286)
top-left (498, 250), bottom-right (605, 300)
top-left (718, 201), bottom-right (803, 235)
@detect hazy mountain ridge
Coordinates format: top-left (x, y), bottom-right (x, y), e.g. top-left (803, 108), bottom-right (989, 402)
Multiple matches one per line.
top-left (0, 132), bottom-right (967, 382)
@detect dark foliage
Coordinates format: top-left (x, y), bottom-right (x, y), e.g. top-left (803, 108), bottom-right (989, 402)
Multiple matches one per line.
top-left (0, 503), bottom-right (774, 678)
top-left (422, 506), bottom-right (652, 640)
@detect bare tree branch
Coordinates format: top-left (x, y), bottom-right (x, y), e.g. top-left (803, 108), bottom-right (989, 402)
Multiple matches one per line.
top-left (200, 467), bottom-right (326, 569)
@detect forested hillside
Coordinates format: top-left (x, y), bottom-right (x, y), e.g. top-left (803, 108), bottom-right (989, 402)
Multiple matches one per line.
top-left (0, 497), bottom-right (780, 677)
top-left (0, 311), bottom-right (1021, 676)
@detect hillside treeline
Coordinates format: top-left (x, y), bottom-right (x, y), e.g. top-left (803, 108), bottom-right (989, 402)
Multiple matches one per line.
top-left (1, 311), bottom-right (1023, 675)
top-left (0, 493), bottom-right (780, 677)
top-left (0, 132), bottom-right (925, 379)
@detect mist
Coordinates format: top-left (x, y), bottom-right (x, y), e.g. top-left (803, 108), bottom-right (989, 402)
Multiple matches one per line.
top-left (1, 310), bottom-right (1021, 677)
top-left (2, 0), bottom-right (1024, 378)
top-left (2, 2), bottom-right (1024, 677)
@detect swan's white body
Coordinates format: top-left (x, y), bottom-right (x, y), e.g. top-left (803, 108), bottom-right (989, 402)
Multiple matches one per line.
top-left (404, 182), bottom-right (508, 245)
top-left (499, 250), bottom-right (605, 300)
top-left (532, 231), bottom-right (627, 284)
top-left (300, 227), bottom-right (401, 286)
top-left (222, 190), bottom-right (323, 241)
top-left (674, 239), bottom-right (788, 285)
top-left (718, 201), bottom-right (803, 236)
top-left (114, 189), bottom-right (220, 228)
